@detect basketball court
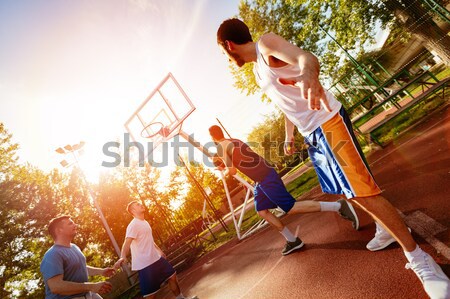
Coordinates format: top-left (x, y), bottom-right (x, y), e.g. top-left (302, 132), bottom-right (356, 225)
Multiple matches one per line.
top-left (153, 103), bottom-right (450, 299)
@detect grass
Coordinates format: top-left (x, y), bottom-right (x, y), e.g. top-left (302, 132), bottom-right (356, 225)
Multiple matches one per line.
top-left (372, 92), bottom-right (449, 145)
top-left (201, 208), bottom-right (260, 253)
top-left (285, 168), bottom-right (319, 199)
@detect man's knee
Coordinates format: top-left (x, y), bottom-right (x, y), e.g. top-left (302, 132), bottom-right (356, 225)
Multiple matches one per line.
top-left (167, 273), bottom-right (178, 282)
top-left (257, 209), bottom-right (269, 217)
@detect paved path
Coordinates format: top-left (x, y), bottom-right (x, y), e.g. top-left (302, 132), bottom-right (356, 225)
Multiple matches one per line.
top-left (155, 104), bottom-right (450, 299)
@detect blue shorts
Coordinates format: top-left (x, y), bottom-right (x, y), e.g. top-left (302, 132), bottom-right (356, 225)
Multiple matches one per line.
top-left (138, 257), bottom-right (176, 296)
top-left (305, 107), bottom-right (381, 199)
top-left (254, 168), bottom-right (296, 213)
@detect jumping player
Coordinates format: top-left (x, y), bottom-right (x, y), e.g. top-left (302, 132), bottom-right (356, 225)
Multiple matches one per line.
top-left (215, 18), bottom-right (449, 299)
top-left (209, 125), bottom-right (359, 255)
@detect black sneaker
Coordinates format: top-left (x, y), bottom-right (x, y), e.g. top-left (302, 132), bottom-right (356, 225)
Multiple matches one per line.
top-left (281, 237), bottom-right (304, 256)
top-left (338, 199), bottom-right (360, 230)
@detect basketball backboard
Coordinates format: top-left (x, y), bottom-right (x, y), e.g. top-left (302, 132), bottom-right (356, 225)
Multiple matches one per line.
top-left (124, 73), bottom-right (196, 157)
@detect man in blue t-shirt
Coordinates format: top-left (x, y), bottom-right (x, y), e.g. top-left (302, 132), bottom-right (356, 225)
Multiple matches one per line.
top-left (40, 215), bottom-right (115, 299)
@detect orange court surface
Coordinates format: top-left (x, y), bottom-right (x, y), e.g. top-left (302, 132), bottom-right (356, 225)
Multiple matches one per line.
top-left (156, 104), bottom-right (450, 299)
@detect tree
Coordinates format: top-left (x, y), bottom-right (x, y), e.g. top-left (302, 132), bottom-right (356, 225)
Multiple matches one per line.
top-left (0, 165), bottom-right (63, 298)
top-left (233, 0), bottom-right (450, 97)
top-left (0, 123), bottom-right (19, 180)
top-left (0, 124), bottom-right (119, 298)
top-left (247, 110), bottom-right (306, 168)
top-left (382, 0), bottom-right (450, 64)
top-left (176, 159), bottom-right (226, 227)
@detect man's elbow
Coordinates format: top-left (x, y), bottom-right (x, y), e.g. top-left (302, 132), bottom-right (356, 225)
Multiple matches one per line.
top-left (48, 284), bottom-right (64, 295)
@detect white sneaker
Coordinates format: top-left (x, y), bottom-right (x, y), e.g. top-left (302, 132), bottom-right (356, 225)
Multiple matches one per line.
top-left (405, 252), bottom-right (450, 299)
top-left (366, 223), bottom-right (411, 251)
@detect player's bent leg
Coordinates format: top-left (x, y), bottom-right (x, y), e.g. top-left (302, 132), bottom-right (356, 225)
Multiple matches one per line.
top-left (287, 200), bottom-right (321, 214)
top-left (257, 209), bottom-right (284, 231)
top-left (351, 195), bottom-right (415, 251)
top-left (167, 273), bottom-right (199, 299)
top-left (366, 222), bottom-right (412, 251)
top-left (257, 209), bottom-right (304, 255)
top-left (352, 195), bottom-right (450, 299)
top-left (288, 200), bottom-right (360, 230)
top-left (167, 273), bottom-right (182, 296)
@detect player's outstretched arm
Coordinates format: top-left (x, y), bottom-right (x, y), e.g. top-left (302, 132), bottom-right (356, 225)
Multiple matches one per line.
top-left (258, 33), bottom-right (331, 112)
top-left (87, 265), bottom-right (116, 277)
top-left (47, 275), bottom-right (113, 295)
top-left (114, 237), bottom-right (133, 270)
top-left (284, 116), bottom-right (296, 156)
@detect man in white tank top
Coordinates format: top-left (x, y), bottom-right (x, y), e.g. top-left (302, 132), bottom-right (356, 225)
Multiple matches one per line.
top-left (216, 18), bottom-right (449, 299)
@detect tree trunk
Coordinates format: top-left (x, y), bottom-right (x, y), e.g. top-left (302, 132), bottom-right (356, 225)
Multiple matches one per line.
top-left (386, 0), bottom-right (450, 65)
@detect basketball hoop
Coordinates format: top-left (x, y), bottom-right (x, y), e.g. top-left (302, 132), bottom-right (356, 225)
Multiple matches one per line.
top-left (141, 122), bottom-right (170, 139)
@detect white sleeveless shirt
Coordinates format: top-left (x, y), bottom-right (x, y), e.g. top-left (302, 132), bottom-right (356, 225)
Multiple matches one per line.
top-left (253, 41), bottom-right (341, 136)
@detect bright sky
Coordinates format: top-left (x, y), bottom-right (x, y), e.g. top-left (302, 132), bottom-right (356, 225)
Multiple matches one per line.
top-left (0, 0), bottom-right (276, 180)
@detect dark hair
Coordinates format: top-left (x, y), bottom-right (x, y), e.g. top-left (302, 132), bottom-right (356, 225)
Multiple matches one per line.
top-left (217, 18), bottom-right (252, 48)
top-left (127, 200), bottom-right (140, 215)
top-left (209, 125), bottom-right (225, 140)
top-left (48, 215), bottom-right (71, 240)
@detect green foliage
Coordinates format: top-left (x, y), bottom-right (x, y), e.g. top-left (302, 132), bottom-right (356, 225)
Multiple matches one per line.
top-left (234, 0), bottom-right (382, 96)
top-left (0, 123), bottom-right (19, 180)
top-left (174, 158), bottom-right (226, 229)
top-left (247, 109), bottom-right (306, 167)
top-left (372, 92), bottom-right (449, 145)
top-left (232, 0), bottom-right (450, 100)
top-left (285, 168), bottom-right (319, 199)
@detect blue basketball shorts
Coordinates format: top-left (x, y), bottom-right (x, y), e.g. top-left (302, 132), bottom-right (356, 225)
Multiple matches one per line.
top-left (138, 257), bottom-right (176, 296)
top-left (304, 107), bottom-right (381, 199)
top-left (254, 168), bottom-right (296, 213)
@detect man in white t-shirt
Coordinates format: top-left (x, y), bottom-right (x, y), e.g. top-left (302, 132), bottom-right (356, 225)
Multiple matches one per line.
top-left (114, 201), bottom-right (196, 299)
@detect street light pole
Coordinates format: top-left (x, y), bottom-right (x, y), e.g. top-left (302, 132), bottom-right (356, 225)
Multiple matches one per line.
top-left (56, 142), bottom-right (122, 257)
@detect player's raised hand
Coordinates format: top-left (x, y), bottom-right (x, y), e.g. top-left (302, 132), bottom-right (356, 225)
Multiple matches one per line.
top-left (277, 73), bottom-right (331, 112)
top-left (284, 137), bottom-right (296, 156)
top-left (113, 258), bottom-right (125, 271)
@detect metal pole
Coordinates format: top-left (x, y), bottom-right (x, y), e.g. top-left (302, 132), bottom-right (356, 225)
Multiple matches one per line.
top-left (216, 118), bottom-right (233, 139)
top-left (71, 152), bottom-right (122, 257)
top-left (177, 154), bottom-right (229, 232)
top-left (319, 25), bottom-right (383, 91)
top-left (422, 0), bottom-right (450, 24)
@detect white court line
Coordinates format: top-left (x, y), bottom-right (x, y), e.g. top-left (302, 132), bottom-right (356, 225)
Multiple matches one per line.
top-left (398, 210), bottom-right (450, 260)
top-left (238, 256), bottom-right (284, 299)
top-left (237, 224), bottom-right (300, 299)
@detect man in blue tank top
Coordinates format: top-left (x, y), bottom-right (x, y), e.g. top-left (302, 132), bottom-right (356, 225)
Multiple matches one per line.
top-left (215, 18), bottom-right (449, 299)
top-left (209, 125), bottom-right (359, 256)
